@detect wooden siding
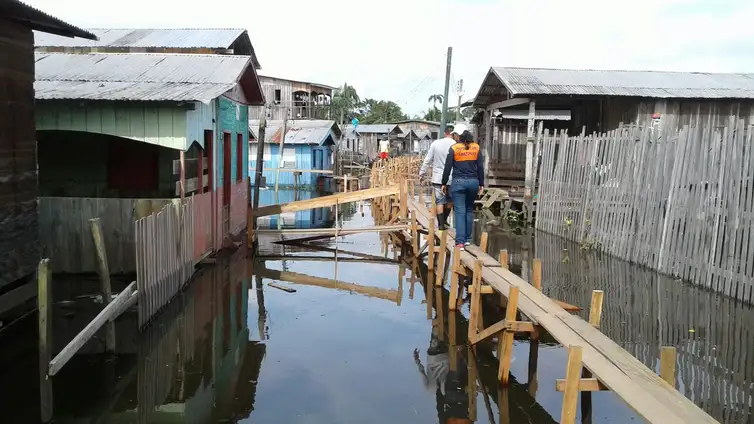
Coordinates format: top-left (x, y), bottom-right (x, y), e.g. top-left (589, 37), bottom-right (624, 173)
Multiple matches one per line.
top-left (0, 20), bottom-right (40, 289)
top-left (248, 76), bottom-right (333, 120)
top-left (186, 101), bottom-right (215, 150)
top-left (36, 102), bottom-right (188, 150)
top-left (38, 197), bottom-right (172, 274)
top-left (229, 181), bottom-right (247, 234)
top-left (249, 144), bottom-right (332, 187)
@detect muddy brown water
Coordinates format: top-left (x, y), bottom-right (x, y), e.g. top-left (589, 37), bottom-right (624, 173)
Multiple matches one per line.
top-left (0, 191), bottom-right (751, 423)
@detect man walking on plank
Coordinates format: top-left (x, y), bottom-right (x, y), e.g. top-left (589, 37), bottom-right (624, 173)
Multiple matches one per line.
top-left (419, 124), bottom-right (457, 230)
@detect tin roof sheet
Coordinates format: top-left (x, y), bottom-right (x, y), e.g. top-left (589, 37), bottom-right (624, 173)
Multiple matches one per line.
top-left (3, 0), bottom-right (96, 39)
top-left (249, 120), bottom-right (339, 145)
top-left (34, 28), bottom-right (245, 49)
top-left (34, 52), bottom-right (253, 103)
top-left (491, 67), bottom-right (754, 99)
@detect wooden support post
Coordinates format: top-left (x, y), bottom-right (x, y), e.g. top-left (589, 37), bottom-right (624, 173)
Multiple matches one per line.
top-left (418, 187), bottom-right (424, 205)
top-left (426, 281), bottom-right (434, 320)
top-left (435, 287), bottom-right (445, 341)
top-left (411, 212), bottom-right (419, 254)
top-left (468, 260), bottom-right (484, 340)
top-left (499, 388), bottom-right (510, 424)
top-left (427, 210), bottom-right (436, 279)
top-left (498, 287), bottom-right (519, 385)
top-left (560, 345), bottom-right (583, 424)
top-left (529, 256), bottom-right (542, 398)
top-left (38, 259), bottom-right (53, 423)
top-left (449, 245), bottom-right (462, 310)
top-left (499, 250), bottom-right (509, 307)
top-left (660, 346), bottom-right (677, 387)
top-left (435, 232), bottom-right (448, 287)
top-left (90, 218), bottom-right (115, 353)
top-left (588, 290), bottom-right (604, 327)
top-left (399, 180), bottom-right (408, 220)
top-left (468, 345), bottom-right (478, 421)
top-left (532, 257), bottom-right (542, 290)
top-left (480, 231), bottom-right (489, 253)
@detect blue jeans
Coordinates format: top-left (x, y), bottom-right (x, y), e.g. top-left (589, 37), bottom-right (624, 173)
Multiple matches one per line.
top-left (450, 178), bottom-right (479, 245)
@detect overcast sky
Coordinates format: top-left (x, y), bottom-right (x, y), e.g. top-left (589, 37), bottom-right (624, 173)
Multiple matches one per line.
top-left (29, 0), bottom-right (754, 116)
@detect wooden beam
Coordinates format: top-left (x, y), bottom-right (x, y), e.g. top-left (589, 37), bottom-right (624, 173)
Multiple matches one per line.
top-left (255, 267), bottom-right (399, 303)
top-left (263, 168), bottom-right (334, 174)
top-left (560, 345), bottom-right (584, 424)
top-left (555, 377), bottom-right (608, 392)
top-left (472, 319), bottom-right (535, 344)
top-left (253, 184), bottom-right (400, 217)
top-left (486, 97), bottom-right (530, 111)
top-left (49, 282), bottom-right (136, 376)
top-left (89, 218), bottom-right (115, 353)
top-left (256, 224), bottom-right (407, 236)
top-left (660, 347), bottom-right (677, 387)
top-left (468, 285), bottom-right (494, 294)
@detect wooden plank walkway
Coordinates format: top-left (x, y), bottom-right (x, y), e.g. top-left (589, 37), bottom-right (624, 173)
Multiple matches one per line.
top-left (407, 197), bottom-right (718, 424)
top-left (249, 156), bottom-right (721, 424)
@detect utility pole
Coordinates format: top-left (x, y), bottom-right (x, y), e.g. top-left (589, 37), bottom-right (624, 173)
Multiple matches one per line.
top-left (456, 79), bottom-right (464, 122)
top-left (250, 112), bottom-right (267, 245)
top-left (439, 47), bottom-right (452, 135)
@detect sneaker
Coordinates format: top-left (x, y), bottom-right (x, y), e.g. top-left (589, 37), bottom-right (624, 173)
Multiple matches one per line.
top-left (464, 242), bottom-right (471, 246)
top-left (456, 243), bottom-right (465, 251)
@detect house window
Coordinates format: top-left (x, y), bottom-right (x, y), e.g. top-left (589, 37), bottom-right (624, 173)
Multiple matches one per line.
top-left (431, 131), bottom-right (438, 139)
top-left (274, 89), bottom-right (281, 104)
top-left (236, 133), bottom-right (243, 182)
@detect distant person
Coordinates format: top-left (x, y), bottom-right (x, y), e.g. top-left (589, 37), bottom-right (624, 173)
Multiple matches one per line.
top-left (379, 138), bottom-right (390, 160)
top-left (419, 124), bottom-right (456, 230)
top-left (441, 125), bottom-right (484, 250)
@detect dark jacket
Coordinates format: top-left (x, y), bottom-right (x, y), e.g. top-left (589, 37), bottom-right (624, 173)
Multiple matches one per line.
top-left (441, 142), bottom-right (484, 186)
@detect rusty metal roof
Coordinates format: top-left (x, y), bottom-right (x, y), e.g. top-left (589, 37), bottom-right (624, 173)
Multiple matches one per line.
top-left (34, 52), bottom-right (254, 103)
top-left (490, 67), bottom-right (754, 99)
top-left (249, 120), bottom-right (340, 145)
top-left (2, 0), bottom-right (96, 39)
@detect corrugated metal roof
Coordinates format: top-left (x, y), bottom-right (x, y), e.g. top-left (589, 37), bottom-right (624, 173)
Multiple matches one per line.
top-left (34, 52), bottom-right (252, 103)
top-left (2, 0), bottom-right (97, 39)
top-left (249, 120), bottom-right (338, 145)
top-left (343, 124), bottom-right (402, 134)
top-left (34, 28), bottom-right (246, 49)
top-left (492, 67), bottom-right (754, 99)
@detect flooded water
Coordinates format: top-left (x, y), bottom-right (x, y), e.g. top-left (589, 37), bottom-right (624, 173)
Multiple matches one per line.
top-left (0, 191), bottom-right (752, 423)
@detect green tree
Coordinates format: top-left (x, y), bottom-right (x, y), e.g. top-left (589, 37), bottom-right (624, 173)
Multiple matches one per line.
top-left (357, 98), bottom-right (408, 124)
top-left (461, 106), bottom-right (477, 120)
top-left (423, 107), bottom-right (441, 121)
top-left (331, 83), bottom-right (361, 124)
top-left (427, 94), bottom-right (444, 109)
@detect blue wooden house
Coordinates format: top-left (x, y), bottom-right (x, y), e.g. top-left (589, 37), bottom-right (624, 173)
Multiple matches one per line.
top-left (34, 51), bottom-right (265, 272)
top-left (248, 119), bottom-right (340, 189)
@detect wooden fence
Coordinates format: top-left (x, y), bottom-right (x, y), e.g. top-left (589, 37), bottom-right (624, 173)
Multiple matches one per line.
top-left (536, 119), bottom-right (754, 304)
top-left (192, 191), bottom-right (213, 261)
top-left (473, 222), bottom-right (754, 424)
top-left (134, 198), bottom-right (195, 328)
top-left (38, 197), bottom-right (172, 273)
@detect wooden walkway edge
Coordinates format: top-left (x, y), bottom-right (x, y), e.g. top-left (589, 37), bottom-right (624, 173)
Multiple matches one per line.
top-left (407, 197), bottom-right (718, 424)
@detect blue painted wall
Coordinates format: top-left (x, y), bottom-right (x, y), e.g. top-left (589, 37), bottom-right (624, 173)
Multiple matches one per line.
top-left (215, 97), bottom-right (249, 190)
top-left (249, 144), bottom-right (332, 188)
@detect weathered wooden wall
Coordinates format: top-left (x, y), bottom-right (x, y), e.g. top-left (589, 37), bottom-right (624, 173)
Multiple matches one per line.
top-left (38, 197), bottom-right (172, 274)
top-left (248, 76), bottom-right (333, 120)
top-left (0, 20), bottom-right (40, 290)
top-left (537, 119), bottom-right (754, 304)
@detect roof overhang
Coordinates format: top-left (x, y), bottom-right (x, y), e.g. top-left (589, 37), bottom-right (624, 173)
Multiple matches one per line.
top-left (471, 67), bottom-right (512, 109)
top-left (235, 59), bottom-right (266, 106)
top-left (2, 0), bottom-right (97, 39)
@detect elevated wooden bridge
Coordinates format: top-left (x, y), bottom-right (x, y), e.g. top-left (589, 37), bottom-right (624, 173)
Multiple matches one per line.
top-left (249, 156), bottom-right (720, 424)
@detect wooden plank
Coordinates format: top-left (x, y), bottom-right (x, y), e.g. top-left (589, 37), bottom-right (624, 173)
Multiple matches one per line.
top-left (262, 168), bottom-right (333, 174)
top-left (255, 224), bottom-right (408, 236)
top-left (555, 377), bottom-right (608, 392)
top-left (89, 218), bottom-right (115, 352)
top-left (49, 282), bottom-right (136, 376)
top-left (255, 267), bottom-right (399, 303)
top-left (252, 185), bottom-right (400, 217)
top-left (407, 198), bottom-right (718, 424)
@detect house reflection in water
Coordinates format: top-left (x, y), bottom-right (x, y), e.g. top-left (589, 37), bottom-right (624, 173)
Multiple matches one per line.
top-left (253, 189), bottom-right (336, 229)
top-left (53, 249), bottom-right (266, 424)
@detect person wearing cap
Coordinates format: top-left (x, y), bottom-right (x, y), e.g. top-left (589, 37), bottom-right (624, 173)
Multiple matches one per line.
top-left (440, 124), bottom-right (484, 250)
top-left (419, 124), bottom-right (456, 229)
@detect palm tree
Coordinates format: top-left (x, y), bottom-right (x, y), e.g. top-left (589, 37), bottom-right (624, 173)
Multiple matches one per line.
top-left (332, 83), bottom-right (361, 124)
top-left (427, 94), bottom-right (444, 109)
